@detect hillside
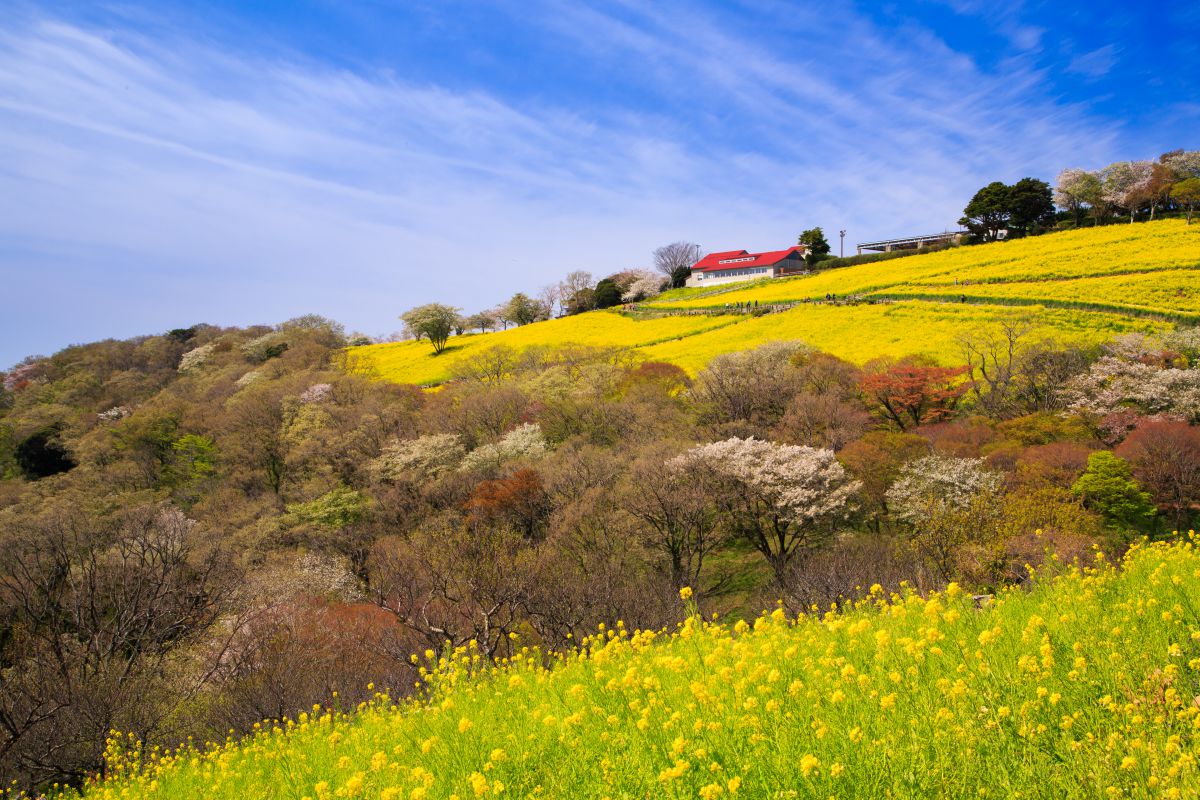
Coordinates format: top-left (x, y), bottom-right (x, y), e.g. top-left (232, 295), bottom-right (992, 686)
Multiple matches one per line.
top-left (349, 220), bottom-right (1198, 386)
top-left (71, 538), bottom-right (1200, 800)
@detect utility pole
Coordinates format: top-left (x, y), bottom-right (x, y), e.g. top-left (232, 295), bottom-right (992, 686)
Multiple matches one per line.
top-left (839, 229), bottom-right (846, 258)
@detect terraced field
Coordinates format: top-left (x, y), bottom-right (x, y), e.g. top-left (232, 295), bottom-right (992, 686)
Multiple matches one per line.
top-left (349, 220), bottom-right (1198, 385)
top-left (646, 219), bottom-right (1200, 310)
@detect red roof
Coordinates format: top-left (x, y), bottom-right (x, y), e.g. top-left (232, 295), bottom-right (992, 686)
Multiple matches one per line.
top-left (692, 246), bottom-right (806, 272)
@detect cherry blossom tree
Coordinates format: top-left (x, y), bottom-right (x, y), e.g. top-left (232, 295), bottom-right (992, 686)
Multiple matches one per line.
top-left (1100, 160), bottom-right (1155, 224)
top-left (668, 437), bottom-right (859, 583)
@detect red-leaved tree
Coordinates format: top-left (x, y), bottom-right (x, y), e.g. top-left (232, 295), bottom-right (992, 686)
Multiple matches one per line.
top-left (858, 357), bottom-right (971, 431)
top-left (1115, 420), bottom-right (1200, 532)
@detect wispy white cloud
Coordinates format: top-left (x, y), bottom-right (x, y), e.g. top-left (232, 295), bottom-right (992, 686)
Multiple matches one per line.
top-left (1067, 44), bottom-right (1119, 78)
top-left (0, 3), bottom-right (1130, 365)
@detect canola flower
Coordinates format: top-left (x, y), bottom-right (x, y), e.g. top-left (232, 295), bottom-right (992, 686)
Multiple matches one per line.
top-left (639, 302), bottom-right (1159, 372)
top-left (43, 535), bottom-right (1200, 800)
top-left (647, 218), bottom-right (1200, 310)
top-left (344, 311), bottom-right (741, 386)
top-left (882, 268), bottom-right (1200, 322)
top-left (349, 221), bottom-right (1188, 385)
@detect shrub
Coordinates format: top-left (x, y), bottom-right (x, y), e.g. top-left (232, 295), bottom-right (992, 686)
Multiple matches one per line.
top-left (1071, 451), bottom-right (1156, 532)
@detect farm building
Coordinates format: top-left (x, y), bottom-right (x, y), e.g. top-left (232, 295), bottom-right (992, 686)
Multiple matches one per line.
top-left (685, 246), bottom-right (807, 287)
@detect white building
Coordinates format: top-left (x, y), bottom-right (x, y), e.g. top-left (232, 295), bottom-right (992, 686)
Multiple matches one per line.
top-left (685, 246), bottom-right (808, 288)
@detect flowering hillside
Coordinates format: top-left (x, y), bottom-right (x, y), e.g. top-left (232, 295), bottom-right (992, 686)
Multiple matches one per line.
top-left (64, 537), bottom-right (1200, 800)
top-left (349, 220), bottom-right (1194, 386)
top-left (649, 219), bottom-right (1200, 310)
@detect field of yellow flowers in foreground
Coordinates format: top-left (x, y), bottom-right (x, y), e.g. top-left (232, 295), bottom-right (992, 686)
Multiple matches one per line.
top-left (68, 538), bottom-right (1200, 800)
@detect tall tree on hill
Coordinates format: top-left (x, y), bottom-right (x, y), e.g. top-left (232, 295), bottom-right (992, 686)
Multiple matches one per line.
top-left (593, 278), bottom-right (623, 309)
top-left (1007, 178), bottom-right (1055, 234)
top-left (798, 227), bottom-right (831, 267)
top-left (400, 303), bottom-right (461, 354)
top-left (1054, 169), bottom-right (1103, 226)
top-left (504, 293), bottom-right (545, 326)
top-left (1171, 178), bottom-right (1200, 224)
top-left (1101, 161), bottom-right (1155, 224)
top-left (653, 242), bottom-right (701, 288)
top-left (1162, 150), bottom-right (1200, 180)
top-left (959, 181), bottom-right (1012, 242)
top-left (559, 270), bottom-right (596, 315)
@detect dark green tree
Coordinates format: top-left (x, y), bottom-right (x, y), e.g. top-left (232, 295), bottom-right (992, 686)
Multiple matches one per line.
top-left (669, 265), bottom-right (692, 289)
top-left (593, 279), bottom-right (623, 309)
top-left (1007, 178), bottom-right (1055, 235)
top-left (798, 227), bottom-right (831, 266)
top-left (959, 181), bottom-right (1012, 242)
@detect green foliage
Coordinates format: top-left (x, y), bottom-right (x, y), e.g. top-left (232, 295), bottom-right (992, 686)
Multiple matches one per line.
top-left (811, 247), bottom-right (939, 271)
top-left (165, 434), bottom-right (217, 488)
top-left (503, 293), bottom-right (544, 326)
top-left (0, 422), bottom-right (18, 479)
top-left (1006, 177), bottom-right (1055, 234)
top-left (1071, 451), bottom-right (1156, 531)
top-left (960, 180), bottom-right (1012, 242)
top-left (1171, 177), bottom-right (1200, 224)
top-left (593, 279), bottom-right (623, 309)
top-left (798, 226), bottom-right (831, 266)
top-left (400, 304), bottom-right (462, 354)
top-left (669, 264), bottom-right (692, 289)
top-left (284, 484), bottom-right (371, 530)
top-left (995, 412), bottom-right (1091, 446)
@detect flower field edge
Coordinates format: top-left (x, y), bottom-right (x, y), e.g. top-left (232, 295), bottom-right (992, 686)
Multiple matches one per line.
top-left (57, 534), bottom-right (1200, 800)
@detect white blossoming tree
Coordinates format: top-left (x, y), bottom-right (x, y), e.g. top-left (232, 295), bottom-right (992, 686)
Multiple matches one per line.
top-left (668, 437), bottom-right (860, 583)
top-left (371, 433), bottom-right (466, 480)
top-left (1059, 356), bottom-right (1200, 425)
top-left (621, 272), bottom-right (669, 303)
top-left (886, 454), bottom-right (1004, 522)
top-left (177, 343), bottom-right (216, 373)
top-left (886, 454), bottom-right (1005, 579)
top-left (459, 423), bottom-right (548, 473)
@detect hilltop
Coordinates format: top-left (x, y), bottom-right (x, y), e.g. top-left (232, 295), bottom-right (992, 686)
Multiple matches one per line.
top-left (349, 220), bottom-right (1198, 386)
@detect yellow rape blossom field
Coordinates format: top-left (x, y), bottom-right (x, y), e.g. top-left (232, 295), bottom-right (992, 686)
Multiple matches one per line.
top-left (648, 219), bottom-right (1200, 310)
top-left (348, 220), bottom-right (1195, 386)
top-left (345, 313), bottom-right (743, 386)
top-left (58, 537), bottom-right (1200, 799)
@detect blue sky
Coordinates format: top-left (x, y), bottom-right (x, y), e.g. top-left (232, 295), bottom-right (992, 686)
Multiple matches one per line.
top-left (1, 0), bottom-right (1197, 368)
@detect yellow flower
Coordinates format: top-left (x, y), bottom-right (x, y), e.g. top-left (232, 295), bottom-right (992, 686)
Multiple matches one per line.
top-left (680, 586), bottom-right (694, 600)
top-left (830, 763), bottom-right (844, 778)
top-left (458, 718), bottom-right (474, 733)
top-left (800, 754), bottom-right (820, 777)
